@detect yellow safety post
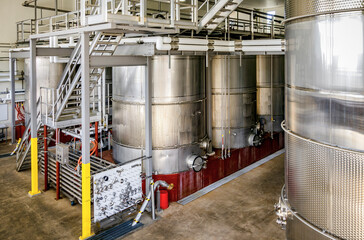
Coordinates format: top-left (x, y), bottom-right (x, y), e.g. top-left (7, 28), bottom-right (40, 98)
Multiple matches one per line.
top-left (79, 31), bottom-right (94, 240)
top-left (79, 162), bottom-right (93, 240)
top-left (28, 138), bottom-right (41, 196)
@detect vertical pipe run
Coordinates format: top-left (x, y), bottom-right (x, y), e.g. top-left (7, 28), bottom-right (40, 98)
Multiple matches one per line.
top-left (34, 0), bottom-right (37, 21)
top-left (151, 180), bottom-right (156, 220)
top-left (28, 38), bottom-right (41, 197)
top-left (10, 58), bottom-right (16, 144)
top-left (220, 56), bottom-right (224, 159)
top-left (95, 122), bottom-right (98, 157)
top-left (156, 187), bottom-right (161, 212)
top-left (80, 32), bottom-right (93, 240)
top-left (44, 125), bottom-right (48, 191)
top-left (206, 55), bottom-right (212, 140)
top-left (224, 56), bottom-right (227, 158)
top-left (250, 11), bottom-right (254, 40)
top-left (170, 0), bottom-right (175, 27)
top-left (270, 55), bottom-right (274, 139)
top-left (227, 55), bottom-right (231, 157)
top-left (145, 57), bottom-right (153, 196)
top-left (80, 0), bottom-right (86, 26)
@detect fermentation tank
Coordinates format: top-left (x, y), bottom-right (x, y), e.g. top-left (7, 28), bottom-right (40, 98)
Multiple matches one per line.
top-left (278, 1), bottom-right (364, 239)
top-left (211, 55), bottom-right (256, 149)
top-left (24, 57), bottom-right (65, 124)
top-left (112, 56), bottom-right (206, 174)
top-left (256, 55), bottom-right (284, 133)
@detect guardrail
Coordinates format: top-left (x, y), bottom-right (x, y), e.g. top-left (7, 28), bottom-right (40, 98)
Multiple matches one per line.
top-left (16, 19), bottom-right (36, 42)
top-left (16, 0), bottom-right (285, 42)
top-left (36, 11), bottom-right (81, 35)
top-left (229, 18), bottom-right (285, 37)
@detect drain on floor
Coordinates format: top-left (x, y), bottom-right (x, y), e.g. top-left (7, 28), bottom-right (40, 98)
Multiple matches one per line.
top-left (89, 219), bottom-right (143, 240)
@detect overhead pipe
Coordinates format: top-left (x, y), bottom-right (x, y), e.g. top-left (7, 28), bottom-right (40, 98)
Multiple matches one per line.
top-left (120, 37), bottom-right (285, 53)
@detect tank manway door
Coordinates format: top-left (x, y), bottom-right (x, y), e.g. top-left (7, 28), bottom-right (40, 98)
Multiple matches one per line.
top-left (93, 159), bottom-right (143, 223)
top-left (187, 155), bottom-right (207, 172)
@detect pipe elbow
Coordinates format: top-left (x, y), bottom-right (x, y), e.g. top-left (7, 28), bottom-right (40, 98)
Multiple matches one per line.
top-left (166, 183), bottom-right (174, 190)
top-left (154, 180), bottom-right (174, 190)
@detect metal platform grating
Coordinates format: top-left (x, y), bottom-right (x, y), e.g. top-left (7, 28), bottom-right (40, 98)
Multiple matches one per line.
top-left (177, 149), bottom-right (285, 205)
top-left (89, 219), bottom-right (143, 240)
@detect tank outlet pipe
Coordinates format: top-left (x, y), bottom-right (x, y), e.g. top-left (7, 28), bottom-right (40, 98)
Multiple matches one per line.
top-left (199, 138), bottom-right (213, 155)
top-left (132, 180), bottom-right (174, 226)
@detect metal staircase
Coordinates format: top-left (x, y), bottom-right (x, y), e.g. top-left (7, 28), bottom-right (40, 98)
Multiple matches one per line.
top-left (16, 99), bottom-right (54, 172)
top-left (197, 0), bottom-right (245, 34)
top-left (50, 32), bottom-right (122, 123)
top-left (17, 33), bottom-right (122, 171)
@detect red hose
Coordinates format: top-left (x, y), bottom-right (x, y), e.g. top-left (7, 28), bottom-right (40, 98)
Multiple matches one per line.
top-left (74, 140), bottom-right (97, 171)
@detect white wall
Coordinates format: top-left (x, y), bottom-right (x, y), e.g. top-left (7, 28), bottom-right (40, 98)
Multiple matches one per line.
top-left (0, 0), bottom-right (74, 140)
top-left (0, 0), bottom-right (74, 44)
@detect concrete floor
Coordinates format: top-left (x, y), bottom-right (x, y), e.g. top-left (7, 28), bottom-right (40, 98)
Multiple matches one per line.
top-left (0, 142), bottom-right (285, 240)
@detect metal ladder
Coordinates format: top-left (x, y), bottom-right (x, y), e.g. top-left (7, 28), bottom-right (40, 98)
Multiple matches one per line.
top-left (197, 0), bottom-right (245, 34)
top-left (53, 32), bottom-right (122, 122)
top-left (16, 99), bottom-right (55, 171)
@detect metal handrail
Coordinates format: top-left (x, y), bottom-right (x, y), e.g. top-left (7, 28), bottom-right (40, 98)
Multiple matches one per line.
top-left (16, 19), bottom-right (36, 42)
top-left (16, 0), bottom-right (286, 40)
top-left (16, 97), bottom-right (42, 164)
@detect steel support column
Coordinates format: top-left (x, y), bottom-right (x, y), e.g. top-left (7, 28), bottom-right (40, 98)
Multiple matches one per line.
top-left (9, 58), bottom-right (16, 144)
top-left (28, 38), bottom-right (41, 197)
top-left (79, 32), bottom-right (94, 240)
top-left (145, 57), bottom-right (153, 196)
top-left (206, 55), bottom-right (212, 140)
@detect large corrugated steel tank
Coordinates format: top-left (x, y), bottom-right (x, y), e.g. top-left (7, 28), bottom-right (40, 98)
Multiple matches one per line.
top-left (24, 57), bottom-right (65, 124)
top-left (256, 55), bottom-right (284, 133)
top-left (112, 56), bottom-right (206, 174)
top-left (211, 55), bottom-right (256, 148)
top-left (283, 1), bottom-right (364, 239)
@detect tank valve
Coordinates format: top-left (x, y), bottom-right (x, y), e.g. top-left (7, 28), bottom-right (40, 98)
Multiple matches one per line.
top-left (199, 138), bottom-right (214, 156)
top-left (186, 155), bottom-right (206, 172)
top-left (248, 122), bottom-right (264, 147)
top-left (274, 197), bottom-right (291, 230)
